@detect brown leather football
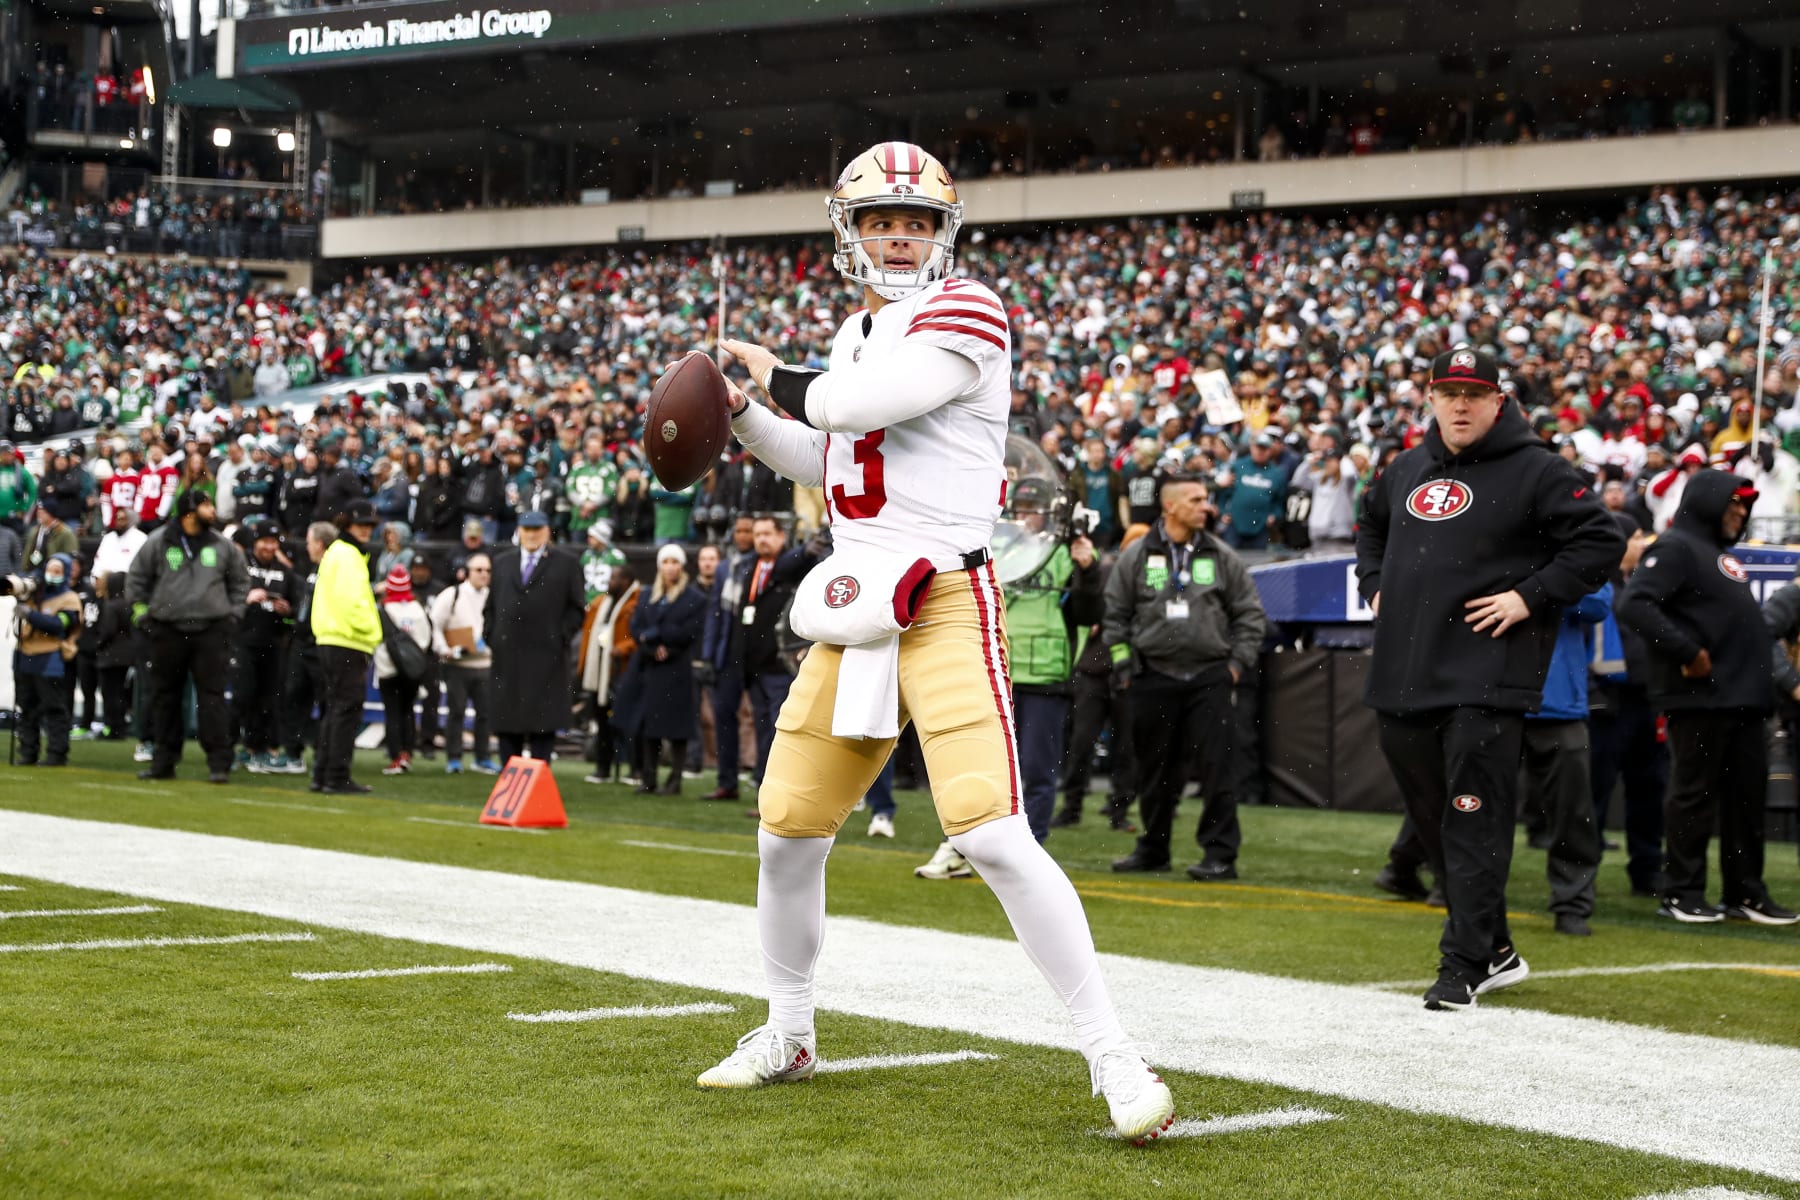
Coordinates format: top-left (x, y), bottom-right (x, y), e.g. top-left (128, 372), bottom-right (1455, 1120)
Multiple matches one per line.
top-left (644, 351), bottom-right (732, 490)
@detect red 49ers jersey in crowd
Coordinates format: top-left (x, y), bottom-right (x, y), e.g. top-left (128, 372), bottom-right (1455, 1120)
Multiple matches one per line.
top-left (101, 468), bottom-right (140, 527)
top-left (135, 461), bottom-right (177, 524)
top-left (821, 277), bottom-right (1012, 562)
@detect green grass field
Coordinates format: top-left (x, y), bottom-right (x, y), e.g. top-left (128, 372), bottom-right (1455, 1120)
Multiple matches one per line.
top-left (2, 741), bottom-right (1798, 1198)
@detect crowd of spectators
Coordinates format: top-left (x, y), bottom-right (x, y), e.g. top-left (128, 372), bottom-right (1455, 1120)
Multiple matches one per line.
top-left (9, 186), bottom-right (320, 261)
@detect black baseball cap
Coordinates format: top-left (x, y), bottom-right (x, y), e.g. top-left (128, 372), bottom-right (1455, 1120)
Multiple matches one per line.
top-left (517, 510), bottom-right (551, 529)
top-left (1428, 346), bottom-right (1501, 391)
top-left (343, 499), bottom-right (377, 527)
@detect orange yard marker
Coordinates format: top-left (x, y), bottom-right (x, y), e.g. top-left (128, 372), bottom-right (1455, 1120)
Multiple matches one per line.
top-left (479, 757), bottom-right (568, 829)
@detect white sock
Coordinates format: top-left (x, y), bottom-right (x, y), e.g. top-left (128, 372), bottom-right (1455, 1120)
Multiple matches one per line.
top-left (950, 815), bottom-right (1128, 1060)
top-left (757, 828), bottom-right (833, 1039)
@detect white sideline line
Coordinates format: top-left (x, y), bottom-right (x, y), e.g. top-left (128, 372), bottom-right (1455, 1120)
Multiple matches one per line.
top-left (1097, 1106), bottom-right (1339, 1141)
top-left (0, 904), bottom-right (161, 920)
top-left (1371, 961), bottom-right (1800, 991)
top-left (405, 817), bottom-right (547, 835)
top-left (815, 1050), bottom-right (997, 1074)
top-left (293, 963), bottom-right (511, 981)
top-left (4, 813), bottom-right (1800, 1182)
top-left (0, 931), bottom-right (315, 954)
top-left (228, 798), bottom-right (349, 815)
top-left (506, 1002), bottom-right (735, 1023)
top-left (0, 885), bottom-right (23, 891)
top-left (74, 782), bottom-right (165, 797)
top-left (1634, 1189), bottom-right (1782, 1200)
top-left (620, 839), bottom-right (757, 859)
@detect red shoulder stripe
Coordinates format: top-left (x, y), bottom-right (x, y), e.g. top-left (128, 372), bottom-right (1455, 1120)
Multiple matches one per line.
top-left (911, 305), bottom-right (1008, 332)
top-left (906, 321), bottom-right (1007, 351)
top-left (929, 285), bottom-right (1004, 312)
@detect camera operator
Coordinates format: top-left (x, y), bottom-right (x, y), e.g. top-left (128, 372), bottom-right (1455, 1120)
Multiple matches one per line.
top-left (7, 553), bottom-right (81, 766)
top-left (126, 489), bottom-right (250, 784)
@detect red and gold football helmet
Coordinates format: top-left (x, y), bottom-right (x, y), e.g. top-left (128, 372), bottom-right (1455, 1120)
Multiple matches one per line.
top-left (827, 141), bottom-right (963, 301)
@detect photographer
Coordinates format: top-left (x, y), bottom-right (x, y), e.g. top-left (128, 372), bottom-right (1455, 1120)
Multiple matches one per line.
top-left (126, 489), bottom-right (250, 784)
top-left (7, 553), bottom-right (81, 766)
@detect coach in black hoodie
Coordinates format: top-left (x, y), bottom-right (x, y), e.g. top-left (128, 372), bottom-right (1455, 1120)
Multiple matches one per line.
top-left (1618, 469), bottom-right (1796, 926)
top-left (1356, 346), bottom-right (1622, 1011)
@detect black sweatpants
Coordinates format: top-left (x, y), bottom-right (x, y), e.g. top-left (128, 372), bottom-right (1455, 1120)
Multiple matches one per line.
top-left (379, 675), bottom-right (418, 758)
top-left (443, 664), bottom-right (492, 763)
top-left (233, 636), bottom-right (289, 754)
top-left (283, 641), bottom-right (322, 760)
top-left (1378, 707), bottom-right (1524, 974)
top-left (1519, 719), bottom-right (1600, 918)
top-left (98, 664), bottom-right (129, 736)
top-left (147, 622), bottom-right (234, 774)
top-left (15, 669), bottom-right (72, 764)
top-left (498, 731), bottom-right (555, 762)
top-left (1663, 709), bottom-right (1770, 906)
top-left (1589, 686), bottom-right (1668, 893)
top-left (1061, 671), bottom-right (1135, 818)
top-left (73, 651), bottom-right (100, 728)
top-left (1130, 667), bottom-right (1238, 866)
top-left (314, 646), bottom-right (370, 789)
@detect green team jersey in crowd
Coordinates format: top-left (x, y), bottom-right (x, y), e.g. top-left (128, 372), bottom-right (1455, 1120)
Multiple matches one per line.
top-left (580, 545), bottom-right (628, 604)
top-left (651, 480), bottom-right (697, 542)
top-left (566, 461), bottom-right (619, 535)
top-left (118, 384), bottom-right (153, 423)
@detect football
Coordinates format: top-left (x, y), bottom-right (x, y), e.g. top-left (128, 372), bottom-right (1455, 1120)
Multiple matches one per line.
top-left (644, 350), bottom-right (733, 490)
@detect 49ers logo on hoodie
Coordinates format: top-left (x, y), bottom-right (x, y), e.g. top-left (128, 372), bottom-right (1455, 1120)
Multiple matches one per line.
top-left (1718, 554), bottom-right (1749, 583)
top-left (1406, 479), bottom-right (1474, 522)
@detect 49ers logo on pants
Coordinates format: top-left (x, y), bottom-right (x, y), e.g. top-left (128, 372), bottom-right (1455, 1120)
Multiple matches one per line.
top-left (1452, 794), bottom-right (1483, 813)
top-left (1718, 554), bottom-right (1749, 583)
top-left (825, 576), bottom-right (861, 608)
top-left (1406, 479), bottom-right (1474, 521)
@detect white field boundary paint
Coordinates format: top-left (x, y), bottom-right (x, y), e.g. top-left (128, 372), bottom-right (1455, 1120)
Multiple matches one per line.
top-left (293, 963), bottom-right (512, 981)
top-left (1095, 1106), bottom-right (1339, 1141)
top-left (1372, 962), bottom-right (1800, 990)
top-left (0, 931), bottom-right (315, 954)
top-left (1, 813), bottom-right (1798, 1182)
top-left (1633, 1189), bottom-right (1782, 1200)
top-left (619, 839), bottom-right (758, 859)
top-left (228, 798), bottom-right (349, 815)
top-left (0, 905), bottom-right (161, 920)
top-left (507, 1002), bottom-right (735, 1023)
top-left (74, 781), bottom-right (165, 797)
top-left (0, 885), bottom-right (23, 891)
top-left (814, 1050), bottom-right (997, 1074)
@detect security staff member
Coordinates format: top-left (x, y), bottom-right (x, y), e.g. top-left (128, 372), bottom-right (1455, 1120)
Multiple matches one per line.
top-left (310, 500), bottom-right (381, 795)
top-left (125, 488), bottom-right (250, 784)
top-left (1620, 469), bottom-right (1797, 926)
top-left (1356, 345), bottom-right (1622, 1011)
top-left (235, 522), bottom-right (300, 772)
top-left (1103, 474), bottom-right (1267, 879)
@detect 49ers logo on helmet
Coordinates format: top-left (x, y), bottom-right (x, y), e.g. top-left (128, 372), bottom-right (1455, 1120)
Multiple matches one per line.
top-left (825, 576), bottom-right (861, 609)
top-left (1452, 794), bottom-right (1482, 813)
top-left (1406, 479), bottom-right (1474, 521)
top-left (1718, 554), bottom-right (1749, 583)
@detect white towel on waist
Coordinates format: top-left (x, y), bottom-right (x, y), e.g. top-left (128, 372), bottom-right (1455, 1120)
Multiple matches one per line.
top-left (789, 547), bottom-right (937, 741)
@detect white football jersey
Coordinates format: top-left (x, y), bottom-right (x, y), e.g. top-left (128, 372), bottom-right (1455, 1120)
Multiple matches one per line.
top-left (822, 278), bottom-right (1012, 562)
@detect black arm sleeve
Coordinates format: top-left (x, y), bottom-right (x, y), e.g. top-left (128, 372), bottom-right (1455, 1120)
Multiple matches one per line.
top-left (767, 366), bottom-right (824, 428)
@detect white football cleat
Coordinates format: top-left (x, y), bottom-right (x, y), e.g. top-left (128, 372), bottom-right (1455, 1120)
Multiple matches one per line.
top-left (696, 1025), bottom-right (817, 1089)
top-left (1091, 1047), bottom-right (1175, 1143)
top-left (867, 812), bottom-right (895, 838)
top-left (914, 841), bottom-right (973, 880)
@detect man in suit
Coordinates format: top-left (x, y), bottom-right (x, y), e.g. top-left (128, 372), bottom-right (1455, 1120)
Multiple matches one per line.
top-left (484, 509), bottom-right (588, 762)
top-left (700, 515), bottom-right (815, 800)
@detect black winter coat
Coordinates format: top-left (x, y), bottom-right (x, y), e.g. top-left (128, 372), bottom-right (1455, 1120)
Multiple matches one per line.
top-left (1619, 469), bottom-right (1771, 712)
top-left (483, 546), bottom-right (587, 734)
top-left (1354, 402), bottom-right (1624, 714)
top-left (621, 583), bottom-right (707, 740)
top-left (414, 475), bottom-right (462, 539)
top-left (315, 464), bottom-right (367, 522)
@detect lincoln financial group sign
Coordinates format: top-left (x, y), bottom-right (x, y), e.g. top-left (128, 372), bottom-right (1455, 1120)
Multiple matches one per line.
top-left (286, 9), bottom-right (553, 57)
top-left (235, 0), bottom-right (581, 72)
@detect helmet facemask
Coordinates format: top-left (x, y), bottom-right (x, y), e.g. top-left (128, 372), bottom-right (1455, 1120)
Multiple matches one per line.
top-left (829, 196), bottom-right (963, 301)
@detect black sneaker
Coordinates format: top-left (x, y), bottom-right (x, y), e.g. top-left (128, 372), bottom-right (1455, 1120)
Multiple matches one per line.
top-left (1723, 897), bottom-right (1800, 926)
top-left (1423, 969), bottom-right (1476, 1011)
top-left (1186, 860), bottom-right (1238, 882)
top-left (1553, 913), bottom-right (1592, 937)
top-left (1372, 863), bottom-right (1429, 901)
top-left (1111, 850), bottom-right (1171, 873)
top-left (1424, 885), bottom-right (1447, 908)
top-left (1658, 897), bottom-right (1725, 924)
top-left (1475, 946), bottom-right (1530, 995)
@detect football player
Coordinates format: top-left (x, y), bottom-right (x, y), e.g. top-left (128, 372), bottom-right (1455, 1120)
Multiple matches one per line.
top-left (704, 142), bottom-right (1175, 1142)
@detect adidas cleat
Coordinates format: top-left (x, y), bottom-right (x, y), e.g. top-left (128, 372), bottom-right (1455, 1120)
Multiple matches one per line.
top-left (696, 1025), bottom-right (817, 1089)
top-left (1091, 1047), bottom-right (1175, 1143)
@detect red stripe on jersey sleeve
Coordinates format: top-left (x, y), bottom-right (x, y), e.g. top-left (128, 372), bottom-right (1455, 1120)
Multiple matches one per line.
top-left (906, 321), bottom-right (1007, 351)
top-left (912, 304), bottom-right (1008, 332)
top-left (929, 286), bottom-right (1004, 313)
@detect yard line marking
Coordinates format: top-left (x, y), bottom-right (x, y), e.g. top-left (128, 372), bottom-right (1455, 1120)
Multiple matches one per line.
top-left (619, 839), bottom-right (757, 859)
top-left (1633, 1189), bottom-right (1782, 1200)
top-left (5, 813), bottom-right (1800, 1182)
top-left (74, 782), bottom-right (165, 797)
top-left (293, 963), bottom-right (511, 981)
top-left (0, 885), bottom-right (23, 891)
top-left (405, 817), bottom-right (546, 835)
top-left (1369, 962), bottom-right (1800, 991)
top-left (815, 1050), bottom-right (997, 1074)
top-left (228, 798), bottom-right (349, 815)
top-left (506, 1002), bottom-right (734, 1023)
top-left (0, 931), bottom-right (314, 954)
top-left (1096, 1105), bottom-right (1340, 1140)
top-left (0, 904), bottom-right (161, 920)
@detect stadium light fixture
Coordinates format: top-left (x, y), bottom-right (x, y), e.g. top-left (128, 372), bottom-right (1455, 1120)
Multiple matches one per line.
top-left (213, 127), bottom-right (232, 148)
top-left (119, 138), bottom-right (134, 149)
top-left (142, 66), bottom-right (156, 105)
top-left (277, 131), bottom-right (296, 153)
